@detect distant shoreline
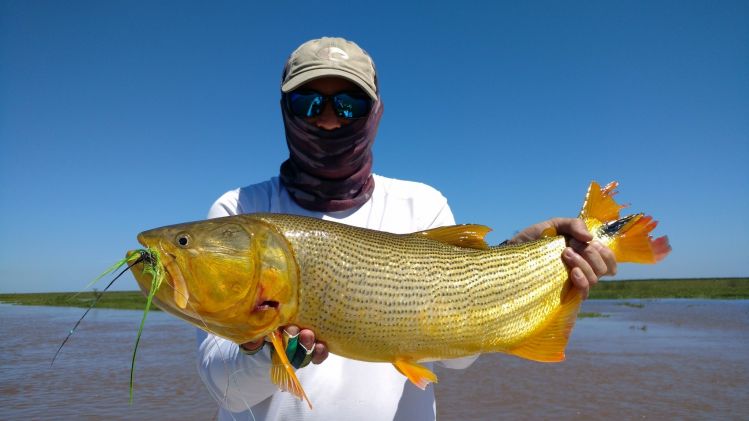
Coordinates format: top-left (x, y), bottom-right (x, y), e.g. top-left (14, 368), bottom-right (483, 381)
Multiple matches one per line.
top-left (587, 277), bottom-right (749, 299)
top-left (1, 278), bottom-right (747, 311)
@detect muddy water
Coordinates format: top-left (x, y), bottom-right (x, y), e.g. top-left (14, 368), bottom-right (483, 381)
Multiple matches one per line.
top-left (1, 300), bottom-right (747, 420)
top-left (1, 304), bottom-right (217, 420)
top-left (435, 300), bottom-right (749, 420)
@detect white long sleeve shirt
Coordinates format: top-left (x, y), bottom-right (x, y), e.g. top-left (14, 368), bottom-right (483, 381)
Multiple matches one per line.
top-left (197, 174), bottom-right (478, 421)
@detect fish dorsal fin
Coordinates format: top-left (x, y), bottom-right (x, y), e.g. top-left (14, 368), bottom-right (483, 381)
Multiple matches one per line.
top-left (414, 224), bottom-right (492, 250)
top-left (507, 287), bottom-right (583, 362)
top-left (579, 181), bottom-right (626, 225)
top-left (268, 331), bottom-right (312, 409)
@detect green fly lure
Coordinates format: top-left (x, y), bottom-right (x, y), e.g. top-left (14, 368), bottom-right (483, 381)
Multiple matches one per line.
top-left (52, 247), bottom-right (165, 403)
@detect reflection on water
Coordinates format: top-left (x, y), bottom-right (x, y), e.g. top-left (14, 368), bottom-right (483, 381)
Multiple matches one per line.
top-left (2, 300), bottom-right (748, 420)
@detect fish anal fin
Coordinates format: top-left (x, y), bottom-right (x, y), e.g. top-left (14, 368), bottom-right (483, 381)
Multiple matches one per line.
top-left (392, 359), bottom-right (438, 390)
top-left (508, 288), bottom-right (583, 363)
top-left (414, 224), bottom-right (492, 250)
top-left (580, 181), bottom-right (626, 225)
top-left (268, 331), bottom-right (312, 409)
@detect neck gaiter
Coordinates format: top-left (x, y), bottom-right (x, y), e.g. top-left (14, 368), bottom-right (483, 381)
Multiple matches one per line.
top-left (279, 99), bottom-right (383, 212)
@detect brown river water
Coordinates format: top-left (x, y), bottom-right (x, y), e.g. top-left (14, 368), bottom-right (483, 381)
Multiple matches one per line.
top-left (1, 300), bottom-right (747, 420)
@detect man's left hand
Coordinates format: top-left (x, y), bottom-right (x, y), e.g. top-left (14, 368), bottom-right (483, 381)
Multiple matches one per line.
top-left (510, 218), bottom-right (617, 298)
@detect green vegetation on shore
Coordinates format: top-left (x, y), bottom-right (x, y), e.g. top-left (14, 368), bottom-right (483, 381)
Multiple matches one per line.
top-left (0, 291), bottom-right (152, 311)
top-left (1, 278), bottom-right (747, 311)
top-left (587, 278), bottom-right (749, 299)
top-left (578, 312), bottom-right (609, 318)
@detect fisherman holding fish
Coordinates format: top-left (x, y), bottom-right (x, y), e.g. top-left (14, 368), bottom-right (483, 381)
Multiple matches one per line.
top-left (196, 37), bottom-right (617, 420)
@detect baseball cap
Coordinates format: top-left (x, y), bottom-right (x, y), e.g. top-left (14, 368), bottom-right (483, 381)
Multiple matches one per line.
top-left (281, 37), bottom-right (378, 101)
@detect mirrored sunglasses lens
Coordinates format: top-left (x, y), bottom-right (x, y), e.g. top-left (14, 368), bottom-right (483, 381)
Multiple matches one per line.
top-left (289, 92), bottom-right (324, 118)
top-left (333, 94), bottom-right (371, 119)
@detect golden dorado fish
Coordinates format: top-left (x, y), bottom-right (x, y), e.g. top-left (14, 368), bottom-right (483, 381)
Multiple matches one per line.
top-left (128, 181), bottom-right (670, 407)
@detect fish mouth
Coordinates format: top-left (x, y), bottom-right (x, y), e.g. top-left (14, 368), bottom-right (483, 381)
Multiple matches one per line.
top-left (135, 233), bottom-right (189, 310)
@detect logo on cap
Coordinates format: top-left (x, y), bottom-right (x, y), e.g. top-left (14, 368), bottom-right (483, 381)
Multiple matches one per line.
top-left (316, 47), bottom-right (349, 62)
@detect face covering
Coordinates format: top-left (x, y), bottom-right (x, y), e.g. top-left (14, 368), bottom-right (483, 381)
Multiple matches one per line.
top-left (279, 98), bottom-right (383, 212)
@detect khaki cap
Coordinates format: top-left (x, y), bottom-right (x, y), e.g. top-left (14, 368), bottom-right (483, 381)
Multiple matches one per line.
top-left (281, 37), bottom-right (378, 101)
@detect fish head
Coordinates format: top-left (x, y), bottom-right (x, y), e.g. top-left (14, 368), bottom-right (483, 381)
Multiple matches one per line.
top-left (128, 216), bottom-right (300, 344)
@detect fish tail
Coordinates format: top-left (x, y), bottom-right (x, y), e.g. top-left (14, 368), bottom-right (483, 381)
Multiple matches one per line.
top-left (581, 181), bottom-right (671, 264)
top-left (578, 181), bottom-right (625, 227)
top-left (505, 182), bottom-right (670, 363)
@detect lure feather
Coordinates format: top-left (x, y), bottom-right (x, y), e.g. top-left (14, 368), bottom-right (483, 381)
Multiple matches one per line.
top-left (53, 248), bottom-right (165, 405)
top-left (128, 248), bottom-right (165, 403)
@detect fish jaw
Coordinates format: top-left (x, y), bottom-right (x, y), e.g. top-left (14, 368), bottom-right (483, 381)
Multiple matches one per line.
top-left (128, 236), bottom-right (160, 299)
top-left (129, 233), bottom-right (194, 326)
top-left (132, 233), bottom-right (190, 309)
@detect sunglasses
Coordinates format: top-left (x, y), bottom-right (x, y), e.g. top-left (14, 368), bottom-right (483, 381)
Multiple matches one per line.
top-left (285, 90), bottom-right (372, 119)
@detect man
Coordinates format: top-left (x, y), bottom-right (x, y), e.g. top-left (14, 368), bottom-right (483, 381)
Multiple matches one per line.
top-left (197, 37), bottom-right (615, 420)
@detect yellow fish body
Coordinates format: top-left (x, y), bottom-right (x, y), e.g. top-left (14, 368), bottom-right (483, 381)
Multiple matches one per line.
top-left (129, 181), bottom-right (670, 406)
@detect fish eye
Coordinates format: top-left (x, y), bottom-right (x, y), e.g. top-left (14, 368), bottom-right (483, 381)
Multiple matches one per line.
top-left (175, 233), bottom-right (191, 248)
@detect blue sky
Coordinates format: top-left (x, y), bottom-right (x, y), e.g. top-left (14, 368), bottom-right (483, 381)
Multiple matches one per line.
top-left (1, 1), bottom-right (747, 293)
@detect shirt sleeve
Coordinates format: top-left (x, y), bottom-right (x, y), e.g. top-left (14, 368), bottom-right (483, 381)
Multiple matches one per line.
top-left (207, 190), bottom-right (240, 218)
top-left (196, 189), bottom-right (278, 411)
top-left (427, 199), bottom-right (456, 228)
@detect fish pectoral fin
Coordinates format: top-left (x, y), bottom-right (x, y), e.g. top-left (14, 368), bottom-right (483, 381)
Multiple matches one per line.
top-left (268, 330), bottom-right (312, 409)
top-left (392, 358), bottom-right (438, 390)
top-left (414, 224), bottom-right (492, 250)
top-left (507, 287), bottom-right (583, 363)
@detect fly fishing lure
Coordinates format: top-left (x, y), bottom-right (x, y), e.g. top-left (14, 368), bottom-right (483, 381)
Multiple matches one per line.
top-left (52, 247), bottom-right (166, 403)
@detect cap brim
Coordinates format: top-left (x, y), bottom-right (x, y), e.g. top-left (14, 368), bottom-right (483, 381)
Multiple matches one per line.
top-left (281, 68), bottom-right (378, 101)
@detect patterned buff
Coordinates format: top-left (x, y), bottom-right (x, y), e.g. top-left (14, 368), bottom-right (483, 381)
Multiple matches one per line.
top-left (279, 98), bottom-right (384, 212)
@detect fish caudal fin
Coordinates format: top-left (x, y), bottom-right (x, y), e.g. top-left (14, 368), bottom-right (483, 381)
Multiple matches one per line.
top-left (507, 287), bottom-right (582, 362)
top-left (582, 181), bottom-right (671, 264)
top-left (607, 215), bottom-right (671, 264)
top-left (505, 182), bottom-right (668, 364)
top-left (268, 331), bottom-right (312, 409)
top-left (392, 359), bottom-right (438, 390)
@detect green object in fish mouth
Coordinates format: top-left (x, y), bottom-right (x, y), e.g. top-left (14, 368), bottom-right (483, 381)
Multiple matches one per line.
top-left (79, 247), bottom-right (167, 403)
top-left (53, 247), bottom-right (167, 404)
top-left (128, 247), bottom-right (165, 403)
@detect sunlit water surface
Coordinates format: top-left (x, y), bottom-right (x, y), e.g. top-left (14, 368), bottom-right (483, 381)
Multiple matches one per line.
top-left (2, 300), bottom-right (747, 420)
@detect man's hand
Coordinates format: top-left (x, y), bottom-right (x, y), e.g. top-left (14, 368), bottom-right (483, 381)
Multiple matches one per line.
top-left (239, 325), bottom-right (329, 366)
top-left (509, 217), bottom-right (617, 298)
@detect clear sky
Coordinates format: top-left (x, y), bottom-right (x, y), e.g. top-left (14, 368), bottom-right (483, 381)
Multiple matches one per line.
top-left (1, 0), bottom-right (747, 293)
